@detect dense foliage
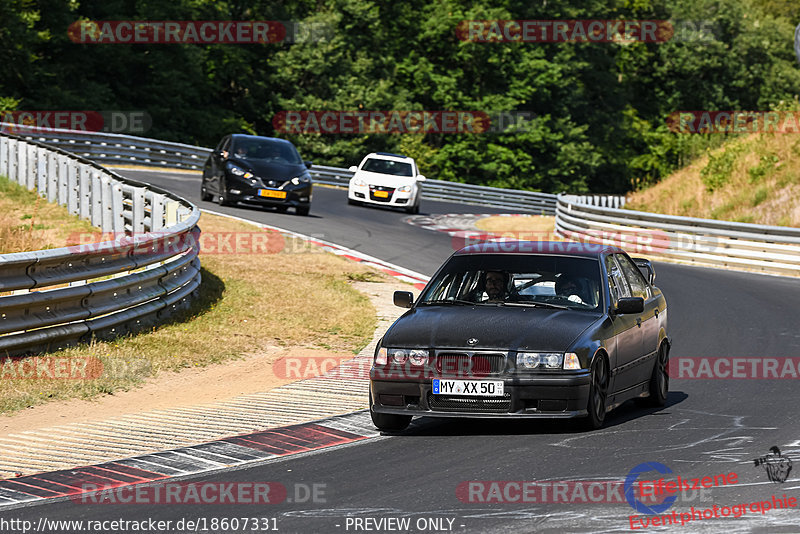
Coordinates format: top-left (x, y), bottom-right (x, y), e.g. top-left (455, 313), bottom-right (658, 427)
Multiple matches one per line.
top-left (1, 0), bottom-right (799, 193)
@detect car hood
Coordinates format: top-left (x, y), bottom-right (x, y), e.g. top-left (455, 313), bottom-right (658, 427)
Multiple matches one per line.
top-left (229, 158), bottom-right (305, 181)
top-left (382, 305), bottom-right (602, 352)
top-left (353, 170), bottom-right (416, 187)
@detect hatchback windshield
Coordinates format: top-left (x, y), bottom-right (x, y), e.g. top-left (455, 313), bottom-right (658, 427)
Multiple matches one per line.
top-left (231, 139), bottom-right (302, 164)
top-left (361, 158), bottom-right (413, 176)
top-left (418, 254), bottom-right (603, 310)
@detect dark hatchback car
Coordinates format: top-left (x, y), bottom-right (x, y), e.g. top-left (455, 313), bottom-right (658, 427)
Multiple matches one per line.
top-left (370, 242), bottom-right (670, 431)
top-left (201, 134), bottom-right (313, 215)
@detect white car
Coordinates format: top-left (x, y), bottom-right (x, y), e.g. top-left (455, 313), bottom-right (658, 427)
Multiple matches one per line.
top-left (347, 153), bottom-right (425, 214)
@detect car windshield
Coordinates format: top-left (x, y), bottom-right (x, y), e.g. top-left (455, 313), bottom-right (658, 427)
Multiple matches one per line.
top-left (361, 158), bottom-right (413, 177)
top-left (418, 254), bottom-right (603, 311)
top-left (231, 139), bottom-right (302, 164)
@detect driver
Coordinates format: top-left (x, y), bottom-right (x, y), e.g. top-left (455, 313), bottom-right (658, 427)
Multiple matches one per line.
top-left (556, 274), bottom-right (588, 305)
top-left (483, 271), bottom-right (509, 303)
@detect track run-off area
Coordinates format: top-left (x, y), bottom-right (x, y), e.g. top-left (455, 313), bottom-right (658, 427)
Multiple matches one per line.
top-left (2, 167), bottom-right (800, 533)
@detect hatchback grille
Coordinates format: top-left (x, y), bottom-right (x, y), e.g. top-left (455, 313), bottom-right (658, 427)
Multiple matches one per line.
top-left (435, 353), bottom-right (506, 377)
top-left (428, 393), bottom-right (512, 413)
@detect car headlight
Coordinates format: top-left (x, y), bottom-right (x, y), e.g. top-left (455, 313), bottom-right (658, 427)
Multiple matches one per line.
top-left (387, 348), bottom-right (428, 366)
top-left (291, 173), bottom-right (311, 185)
top-left (517, 352), bottom-right (564, 370)
top-left (375, 347), bottom-right (388, 365)
top-left (228, 164), bottom-right (254, 180)
top-left (353, 177), bottom-right (366, 187)
top-left (397, 184), bottom-right (413, 193)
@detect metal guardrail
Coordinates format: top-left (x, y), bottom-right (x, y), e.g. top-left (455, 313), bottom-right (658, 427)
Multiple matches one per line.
top-left (1, 124), bottom-right (631, 214)
top-left (0, 132), bottom-right (202, 357)
top-left (555, 194), bottom-right (800, 276)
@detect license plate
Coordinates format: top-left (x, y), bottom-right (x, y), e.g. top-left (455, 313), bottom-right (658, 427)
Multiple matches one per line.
top-left (259, 189), bottom-right (286, 199)
top-left (432, 379), bottom-right (504, 396)
top-left (373, 190), bottom-right (389, 198)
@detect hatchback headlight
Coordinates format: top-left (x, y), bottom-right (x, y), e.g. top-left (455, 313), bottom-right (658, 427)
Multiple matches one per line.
top-left (353, 177), bottom-right (366, 186)
top-left (228, 164), bottom-right (254, 180)
top-left (291, 173), bottom-right (311, 185)
top-left (517, 352), bottom-right (563, 370)
top-left (397, 184), bottom-right (413, 193)
top-left (388, 348), bottom-right (428, 366)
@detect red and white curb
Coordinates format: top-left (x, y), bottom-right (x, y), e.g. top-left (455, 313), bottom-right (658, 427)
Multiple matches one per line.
top-left (0, 411), bottom-right (378, 508)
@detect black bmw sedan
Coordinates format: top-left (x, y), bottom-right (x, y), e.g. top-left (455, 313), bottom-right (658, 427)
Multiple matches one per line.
top-left (201, 134), bottom-right (312, 215)
top-left (370, 241), bottom-right (670, 431)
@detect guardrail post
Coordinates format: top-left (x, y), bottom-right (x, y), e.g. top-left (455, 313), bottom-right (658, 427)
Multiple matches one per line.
top-left (8, 138), bottom-right (18, 183)
top-left (36, 148), bottom-right (47, 195)
top-left (57, 154), bottom-right (69, 206)
top-left (16, 140), bottom-right (27, 187)
top-left (25, 143), bottom-right (36, 190)
top-left (79, 165), bottom-right (91, 221)
top-left (150, 193), bottom-right (165, 231)
top-left (132, 186), bottom-right (146, 234)
top-left (0, 135), bottom-right (7, 176)
top-left (67, 161), bottom-right (79, 215)
top-left (91, 172), bottom-right (103, 228)
top-left (101, 174), bottom-right (113, 232)
top-left (111, 182), bottom-right (125, 233)
top-left (165, 200), bottom-right (179, 227)
top-left (47, 152), bottom-right (58, 202)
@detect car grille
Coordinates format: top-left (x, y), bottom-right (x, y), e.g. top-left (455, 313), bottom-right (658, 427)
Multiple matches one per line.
top-left (428, 393), bottom-right (512, 413)
top-left (369, 185), bottom-right (394, 202)
top-left (434, 352), bottom-right (506, 377)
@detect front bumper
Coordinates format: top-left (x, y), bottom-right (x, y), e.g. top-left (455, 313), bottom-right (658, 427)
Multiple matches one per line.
top-left (348, 184), bottom-right (416, 207)
top-left (228, 178), bottom-right (312, 207)
top-left (370, 372), bottom-right (591, 419)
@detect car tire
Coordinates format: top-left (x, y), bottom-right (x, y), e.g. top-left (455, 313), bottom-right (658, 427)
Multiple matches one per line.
top-left (217, 179), bottom-right (231, 207)
top-left (348, 198), bottom-right (361, 206)
top-left (370, 406), bottom-right (411, 432)
top-left (406, 202), bottom-right (420, 214)
top-left (583, 354), bottom-right (609, 430)
top-left (646, 342), bottom-right (669, 407)
top-left (200, 185), bottom-right (212, 201)
top-left (296, 205), bottom-right (310, 216)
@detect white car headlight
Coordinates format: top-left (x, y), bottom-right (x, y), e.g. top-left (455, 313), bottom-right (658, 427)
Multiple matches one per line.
top-left (397, 184), bottom-right (413, 193)
top-left (517, 352), bottom-right (564, 370)
top-left (353, 177), bottom-right (366, 187)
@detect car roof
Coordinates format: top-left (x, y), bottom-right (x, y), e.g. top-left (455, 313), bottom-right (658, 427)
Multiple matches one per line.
top-left (231, 134), bottom-right (294, 145)
top-left (455, 240), bottom-right (624, 258)
top-left (362, 152), bottom-right (415, 163)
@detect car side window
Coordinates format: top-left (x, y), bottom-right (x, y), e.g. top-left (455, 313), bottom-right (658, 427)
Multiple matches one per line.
top-left (616, 254), bottom-right (649, 299)
top-left (605, 255), bottom-right (630, 305)
top-left (220, 136), bottom-right (231, 154)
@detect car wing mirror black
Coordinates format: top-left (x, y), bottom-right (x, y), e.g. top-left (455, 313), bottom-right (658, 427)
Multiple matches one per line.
top-left (632, 258), bottom-right (655, 285)
top-left (393, 291), bottom-right (414, 308)
top-left (304, 160), bottom-right (313, 169)
top-left (615, 297), bottom-right (644, 314)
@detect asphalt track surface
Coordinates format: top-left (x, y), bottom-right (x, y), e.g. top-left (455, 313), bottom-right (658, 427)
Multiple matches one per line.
top-left (3, 169), bottom-right (800, 533)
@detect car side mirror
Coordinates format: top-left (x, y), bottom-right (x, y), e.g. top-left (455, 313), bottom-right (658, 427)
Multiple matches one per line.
top-left (615, 297), bottom-right (644, 314)
top-left (416, 175), bottom-right (426, 181)
top-left (632, 258), bottom-right (655, 285)
top-left (393, 291), bottom-right (414, 308)
top-left (304, 161), bottom-right (313, 169)
top-left (348, 165), bottom-right (358, 173)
